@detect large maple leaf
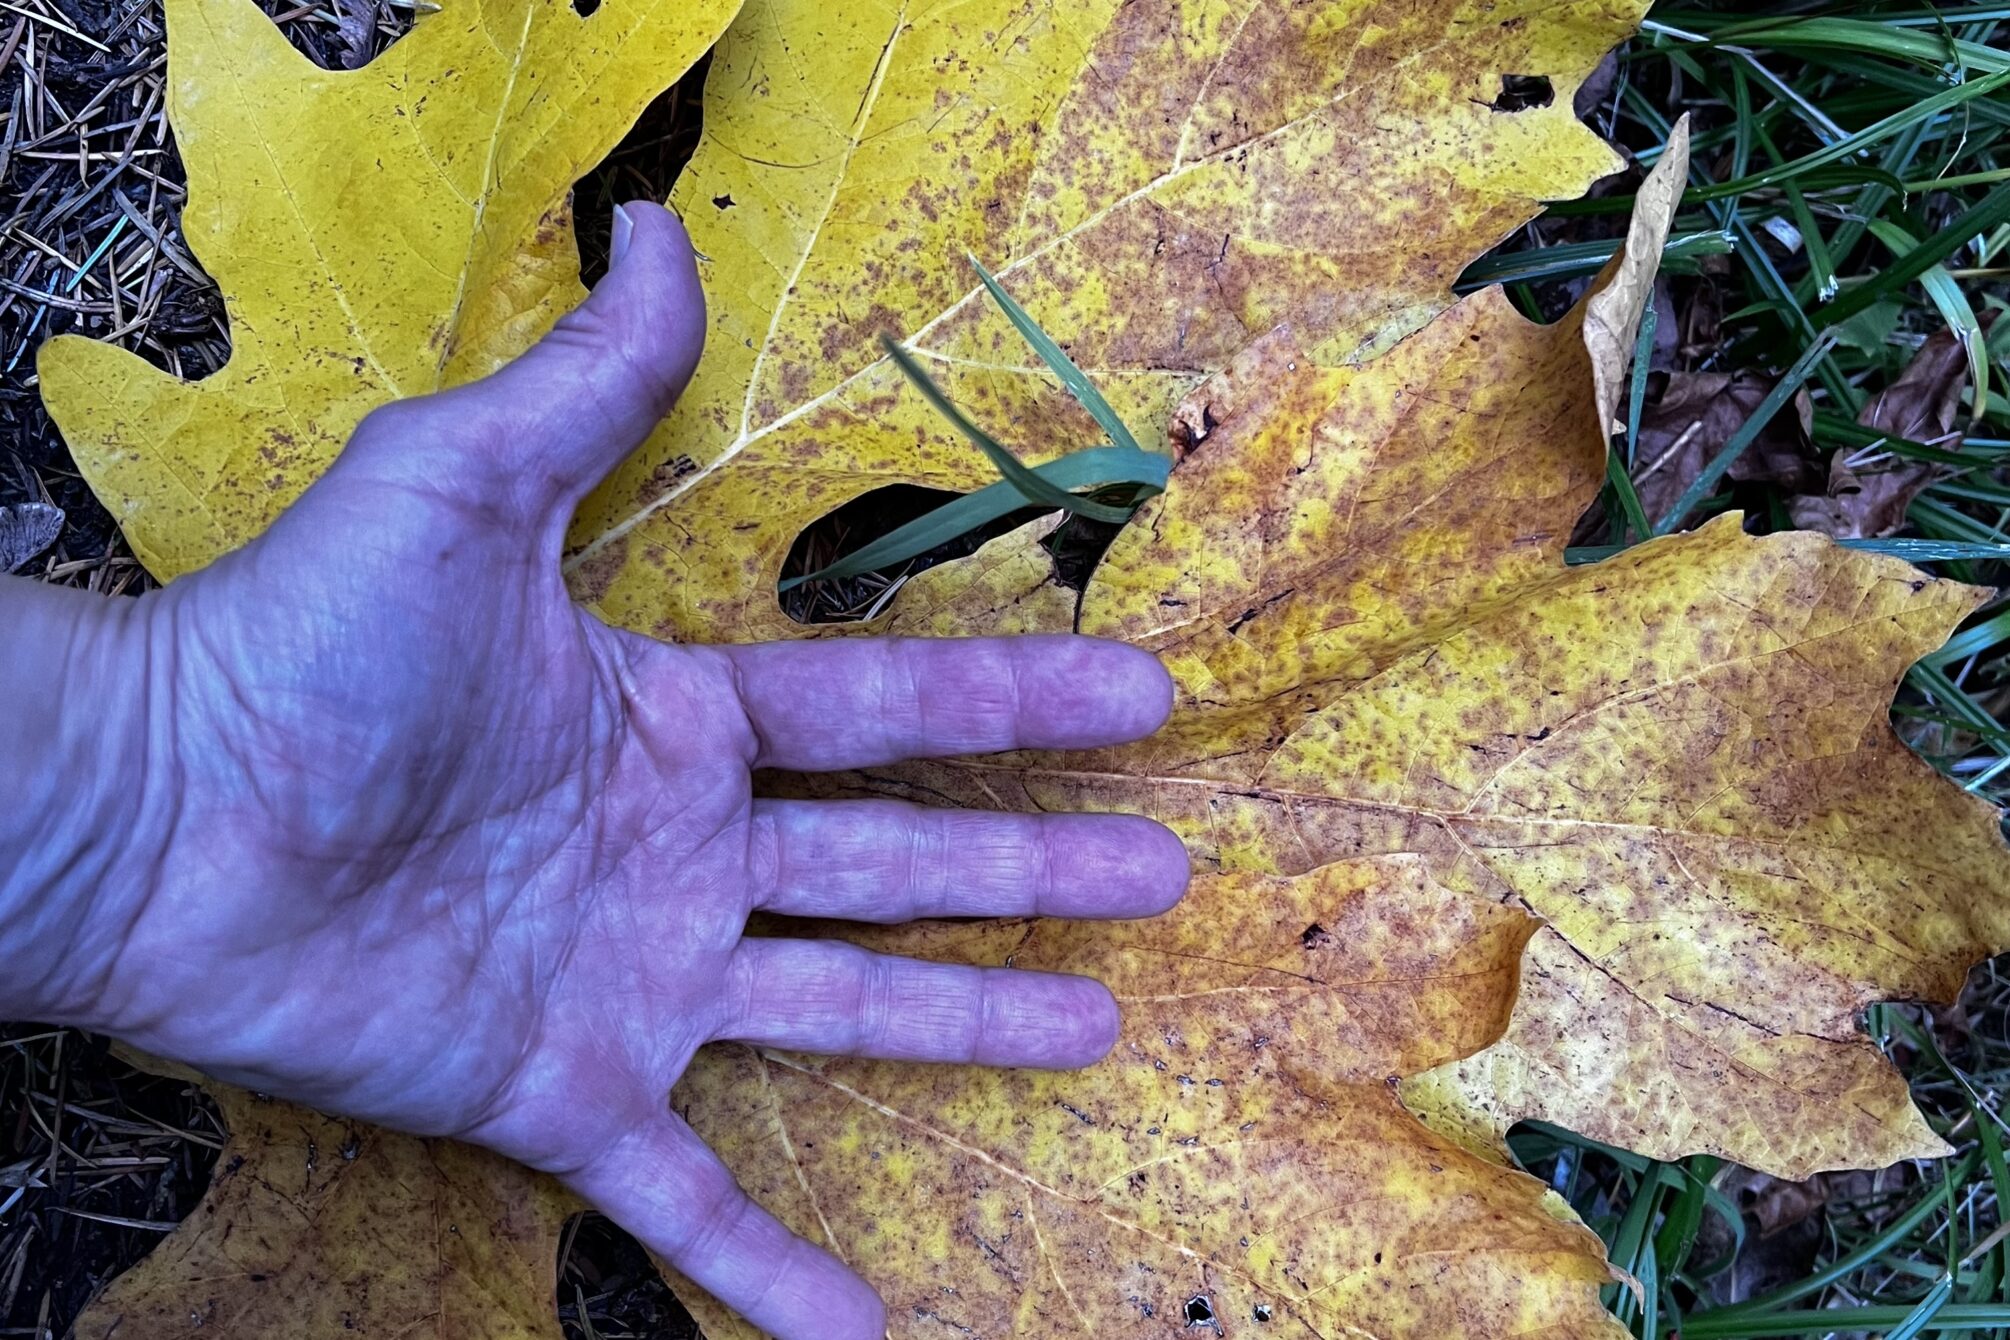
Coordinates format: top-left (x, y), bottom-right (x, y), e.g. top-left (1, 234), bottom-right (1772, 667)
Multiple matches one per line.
top-left (759, 227), bottom-right (2010, 1181)
top-left (642, 122), bottom-right (2006, 1332)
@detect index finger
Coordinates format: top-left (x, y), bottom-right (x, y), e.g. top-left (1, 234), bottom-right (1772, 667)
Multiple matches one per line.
top-left (712, 635), bottom-right (1173, 771)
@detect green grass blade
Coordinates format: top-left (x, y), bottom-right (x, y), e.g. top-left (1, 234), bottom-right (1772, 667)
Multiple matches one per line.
top-left (1549, 67), bottom-right (2010, 217)
top-left (880, 335), bottom-right (1140, 523)
top-left (1866, 218), bottom-right (1993, 419)
top-left (1608, 302), bottom-right (1658, 545)
top-left (1924, 604), bottom-right (2010, 667)
top-left (1820, 182), bottom-right (2010, 327)
top-left (1885, 1273), bottom-right (1958, 1340)
top-left (1671, 1302), bottom-right (2010, 1338)
top-left (1457, 231), bottom-right (1732, 290)
top-left (1847, 538), bottom-right (2010, 562)
top-left (1661, 14), bottom-right (2010, 74)
top-left (1682, 1152), bottom-right (1982, 1324)
top-left (968, 255), bottom-right (1146, 456)
top-left (780, 445), bottom-right (1169, 590)
top-left (1812, 409), bottom-right (1979, 467)
top-left (1654, 332), bottom-right (1840, 534)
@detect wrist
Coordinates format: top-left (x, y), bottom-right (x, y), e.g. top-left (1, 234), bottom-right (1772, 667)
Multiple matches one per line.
top-left (0, 576), bottom-right (177, 1027)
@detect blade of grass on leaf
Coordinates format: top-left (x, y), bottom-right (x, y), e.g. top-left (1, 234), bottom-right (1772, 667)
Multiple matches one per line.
top-left (780, 445), bottom-right (1169, 590)
top-left (880, 334), bottom-right (1141, 524)
top-left (969, 255), bottom-right (1146, 456)
top-left (1456, 230), bottom-right (1733, 290)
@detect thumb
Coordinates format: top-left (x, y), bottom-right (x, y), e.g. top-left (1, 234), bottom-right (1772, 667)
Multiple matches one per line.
top-left (336, 200), bottom-right (705, 523)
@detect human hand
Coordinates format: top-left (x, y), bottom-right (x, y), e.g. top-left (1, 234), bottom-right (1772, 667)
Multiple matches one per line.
top-left (11, 203), bottom-right (1187, 1338)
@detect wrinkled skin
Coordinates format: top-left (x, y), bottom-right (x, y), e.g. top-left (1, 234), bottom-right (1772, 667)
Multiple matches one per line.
top-left (2, 204), bottom-right (1188, 1338)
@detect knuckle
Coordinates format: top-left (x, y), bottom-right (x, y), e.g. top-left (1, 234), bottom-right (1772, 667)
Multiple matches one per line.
top-left (733, 1238), bottom-right (800, 1321)
top-left (851, 948), bottom-right (894, 1054)
top-left (966, 971), bottom-right (1001, 1065)
top-left (903, 809), bottom-right (952, 919)
top-left (745, 808), bottom-right (782, 906)
top-left (945, 812), bottom-right (1043, 915)
top-left (717, 948), bottom-right (759, 1040)
top-left (874, 641), bottom-right (927, 744)
top-left (674, 1176), bottom-right (749, 1265)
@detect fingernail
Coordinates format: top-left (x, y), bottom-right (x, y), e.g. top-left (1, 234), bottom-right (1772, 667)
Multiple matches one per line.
top-left (611, 203), bottom-right (634, 268)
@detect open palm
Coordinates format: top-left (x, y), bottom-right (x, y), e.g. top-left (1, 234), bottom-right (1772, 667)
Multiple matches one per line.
top-left (87, 204), bottom-right (1187, 1338)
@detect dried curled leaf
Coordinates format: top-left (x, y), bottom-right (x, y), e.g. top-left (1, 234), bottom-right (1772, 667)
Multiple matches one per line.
top-left (563, 0), bottom-right (1647, 638)
top-left (39, 0), bottom-right (737, 579)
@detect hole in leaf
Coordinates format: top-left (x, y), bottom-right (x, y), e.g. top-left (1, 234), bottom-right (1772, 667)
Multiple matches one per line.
top-left (1253, 1302), bottom-right (1274, 1322)
top-left (779, 484), bottom-right (1136, 625)
top-left (1184, 1294), bottom-right (1217, 1327)
top-left (571, 52), bottom-right (712, 286)
top-left (555, 1212), bottom-right (697, 1340)
top-left (781, 484), bottom-right (1043, 624)
top-left (255, 0), bottom-right (414, 70)
top-left (1491, 74), bottom-right (1554, 112)
top-left (572, 0), bottom-right (601, 14)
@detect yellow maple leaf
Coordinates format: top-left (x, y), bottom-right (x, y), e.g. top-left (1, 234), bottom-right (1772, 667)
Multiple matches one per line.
top-left (39, 0), bottom-right (736, 578)
top-left (563, 0), bottom-right (1647, 639)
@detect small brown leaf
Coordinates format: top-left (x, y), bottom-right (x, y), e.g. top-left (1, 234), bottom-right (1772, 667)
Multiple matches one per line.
top-left (1789, 328), bottom-right (1972, 540)
top-left (332, 0), bottom-right (382, 69)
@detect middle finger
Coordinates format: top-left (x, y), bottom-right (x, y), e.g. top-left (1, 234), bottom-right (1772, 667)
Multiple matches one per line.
top-left (746, 798), bottom-right (1188, 922)
top-left (720, 938), bottom-right (1118, 1068)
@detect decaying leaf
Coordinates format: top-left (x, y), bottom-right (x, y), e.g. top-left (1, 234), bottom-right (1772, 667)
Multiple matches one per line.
top-left (676, 859), bottom-right (1622, 1338)
top-left (564, 0), bottom-right (1648, 638)
top-left (75, 1058), bottom-right (577, 1340)
top-left (1789, 327), bottom-right (1974, 540)
top-left (38, 0), bottom-right (737, 578)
